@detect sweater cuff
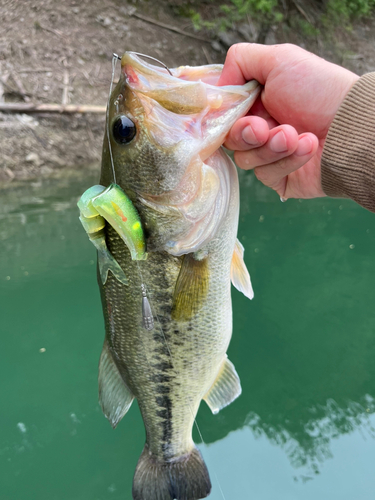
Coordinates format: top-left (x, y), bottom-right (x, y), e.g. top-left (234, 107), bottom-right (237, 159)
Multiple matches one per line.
top-left (321, 72), bottom-right (375, 212)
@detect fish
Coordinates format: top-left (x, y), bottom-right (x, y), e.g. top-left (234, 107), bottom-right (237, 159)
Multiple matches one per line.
top-left (95, 52), bottom-right (260, 500)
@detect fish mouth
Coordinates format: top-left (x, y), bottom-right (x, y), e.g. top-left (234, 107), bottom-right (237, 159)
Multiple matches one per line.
top-left (117, 51), bottom-right (260, 166)
top-left (119, 51), bottom-right (260, 127)
top-left (120, 51), bottom-right (259, 100)
top-left (120, 51), bottom-right (224, 85)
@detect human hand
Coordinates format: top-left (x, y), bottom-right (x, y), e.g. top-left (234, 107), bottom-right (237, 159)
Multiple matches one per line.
top-left (218, 43), bottom-right (359, 199)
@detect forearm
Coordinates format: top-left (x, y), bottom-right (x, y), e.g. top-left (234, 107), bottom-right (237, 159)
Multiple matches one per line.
top-left (321, 72), bottom-right (375, 212)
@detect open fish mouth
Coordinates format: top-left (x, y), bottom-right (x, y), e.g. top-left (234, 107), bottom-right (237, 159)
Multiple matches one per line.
top-left (120, 52), bottom-right (260, 158)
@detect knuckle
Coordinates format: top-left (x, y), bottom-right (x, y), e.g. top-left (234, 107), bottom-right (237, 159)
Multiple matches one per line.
top-left (280, 43), bottom-right (299, 54)
top-left (254, 166), bottom-right (268, 183)
top-left (254, 164), bottom-right (286, 190)
top-left (277, 157), bottom-right (292, 171)
top-left (227, 43), bottom-right (253, 64)
top-left (234, 152), bottom-right (249, 170)
top-left (227, 44), bottom-right (239, 61)
top-left (229, 42), bottom-right (248, 52)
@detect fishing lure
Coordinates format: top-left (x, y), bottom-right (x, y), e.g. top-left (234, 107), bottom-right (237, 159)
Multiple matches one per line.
top-left (78, 183), bottom-right (147, 286)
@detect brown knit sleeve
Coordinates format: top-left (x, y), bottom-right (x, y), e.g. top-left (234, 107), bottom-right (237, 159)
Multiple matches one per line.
top-left (321, 72), bottom-right (375, 212)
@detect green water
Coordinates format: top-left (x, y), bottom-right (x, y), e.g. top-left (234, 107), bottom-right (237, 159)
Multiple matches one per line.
top-left (1, 170), bottom-right (375, 500)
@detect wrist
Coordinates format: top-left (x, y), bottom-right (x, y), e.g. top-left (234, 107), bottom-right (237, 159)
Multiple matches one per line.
top-left (321, 72), bottom-right (375, 212)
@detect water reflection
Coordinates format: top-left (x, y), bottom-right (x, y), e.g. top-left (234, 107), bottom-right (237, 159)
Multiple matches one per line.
top-left (197, 170), bottom-right (375, 476)
top-left (1, 171), bottom-right (375, 498)
top-left (244, 396), bottom-right (375, 475)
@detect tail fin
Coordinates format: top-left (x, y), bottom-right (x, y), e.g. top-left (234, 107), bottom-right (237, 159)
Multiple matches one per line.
top-left (132, 445), bottom-right (211, 500)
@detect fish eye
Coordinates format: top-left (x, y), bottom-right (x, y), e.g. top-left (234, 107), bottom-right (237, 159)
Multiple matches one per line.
top-left (112, 115), bottom-right (136, 144)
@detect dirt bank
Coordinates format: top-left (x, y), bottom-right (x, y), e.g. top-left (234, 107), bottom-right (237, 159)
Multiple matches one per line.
top-left (1, 0), bottom-right (375, 186)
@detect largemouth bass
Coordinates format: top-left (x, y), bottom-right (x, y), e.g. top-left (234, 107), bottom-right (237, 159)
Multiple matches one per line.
top-left (94, 53), bottom-right (259, 500)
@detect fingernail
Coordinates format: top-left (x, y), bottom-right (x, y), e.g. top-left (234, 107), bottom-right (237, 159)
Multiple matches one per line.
top-left (294, 136), bottom-right (313, 156)
top-left (269, 131), bottom-right (287, 153)
top-left (242, 125), bottom-right (258, 145)
top-left (295, 136), bottom-right (313, 156)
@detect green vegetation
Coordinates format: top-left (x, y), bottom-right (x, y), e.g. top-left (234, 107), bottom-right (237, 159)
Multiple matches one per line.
top-left (185, 0), bottom-right (283, 33)
top-left (219, 0), bottom-right (283, 27)
top-left (180, 0), bottom-right (375, 37)
top-left (326, 0), bottom-right (375, 22)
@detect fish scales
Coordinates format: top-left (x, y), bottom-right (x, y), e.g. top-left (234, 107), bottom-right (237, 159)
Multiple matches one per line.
top-left (100, 205), bottom-right (235, 459)
top-left (93, 53), bottom-right (260, 500)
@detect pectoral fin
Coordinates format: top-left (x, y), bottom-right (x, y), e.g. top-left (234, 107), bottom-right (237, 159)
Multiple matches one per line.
top-left (98, 341), bottom-right (134, 429)
top-left (203, 356), bottom-right (242, 414)
top-left (171, 254), bottom-right (209, 322)
top-left (231, 238), bottom-right (254, 300)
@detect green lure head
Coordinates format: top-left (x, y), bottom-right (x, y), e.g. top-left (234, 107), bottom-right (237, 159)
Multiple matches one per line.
top-left (92, 184), bottom-right (147, 261)
top-left (78, 183), bottom-right (147, 264)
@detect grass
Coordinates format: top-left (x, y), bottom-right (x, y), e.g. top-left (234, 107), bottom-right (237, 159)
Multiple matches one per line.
top-left (173, 0), bottom-right (375, 40)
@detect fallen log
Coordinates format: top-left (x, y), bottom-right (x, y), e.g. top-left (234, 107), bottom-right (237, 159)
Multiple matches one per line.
top-left (0, 102), bottom-right (106, 114)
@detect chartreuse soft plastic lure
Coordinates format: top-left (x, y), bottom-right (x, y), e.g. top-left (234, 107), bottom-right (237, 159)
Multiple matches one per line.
top-left (78, 183), bottom-right (147, 286)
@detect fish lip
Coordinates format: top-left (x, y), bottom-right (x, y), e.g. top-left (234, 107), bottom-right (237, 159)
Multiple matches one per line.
top-left (120, 51), bottom-right (260, 91)
top-left (121, 52), bottom-right (175, 83)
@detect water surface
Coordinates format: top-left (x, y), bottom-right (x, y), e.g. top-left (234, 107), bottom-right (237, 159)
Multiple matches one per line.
top-left (1, 170), bottom-right (375, 500)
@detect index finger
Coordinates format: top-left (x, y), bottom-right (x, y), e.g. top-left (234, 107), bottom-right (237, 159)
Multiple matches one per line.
top-left (218, 43), bottom-right (280, 86)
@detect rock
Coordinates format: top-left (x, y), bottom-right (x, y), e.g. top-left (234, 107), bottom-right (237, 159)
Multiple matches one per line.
top-left (218, 31), bottom-right (241, 49)
top-left (96, 15), bottom-right (112, 27)
top-left (49, 155), bottom-right (66, 167)
top-left (265, 30), bottom-right (277, 45)
top-left (238, 21), bottom-right (258, 42)
top-left (25, 152), bottom-right (43, 166)
top-left (17, 114), bottom-right (39, 127)
top-left (211, 41), bottom-right (223, 52)
top-left (40, 166), bottom-right (53, 175)
top-left (119, 6), bottom-right (137, 16)
top-left (346, 53), bottom-right (364, 60)
top-left (4, 167), bottom-right (15, 180)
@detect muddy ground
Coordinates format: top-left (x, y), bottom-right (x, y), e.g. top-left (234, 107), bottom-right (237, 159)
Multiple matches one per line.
top-left (1, 0), bottom-right (375, 186)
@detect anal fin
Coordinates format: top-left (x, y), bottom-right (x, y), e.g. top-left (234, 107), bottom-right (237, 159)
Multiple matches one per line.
top-left (99, 341), bottom-right (134, 428)
top-left (231, 238), bottom-right (254, 300)
top-left (203, 356), bottom-right (242, 414)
